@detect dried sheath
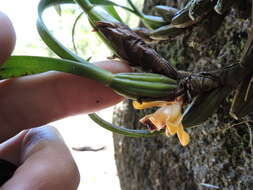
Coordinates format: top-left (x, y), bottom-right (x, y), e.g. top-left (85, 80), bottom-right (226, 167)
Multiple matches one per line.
top-left (95, 21), bottom-right (179, 80)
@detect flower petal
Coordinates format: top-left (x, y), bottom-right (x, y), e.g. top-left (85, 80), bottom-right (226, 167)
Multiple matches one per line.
top-left (165, 121), bottom-right (178, 135)
top-left (176, 124), bottom-right (190, 146)
top-left (132, 101), bottom-right (172, 110)
top-left (139, 115), bottom-right (161, 130)
top-left (139, 106), bottom-right (171, 130)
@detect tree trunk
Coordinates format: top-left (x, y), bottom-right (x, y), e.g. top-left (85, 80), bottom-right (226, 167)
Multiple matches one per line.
top-left (113, 1), bottom-right (253, 190)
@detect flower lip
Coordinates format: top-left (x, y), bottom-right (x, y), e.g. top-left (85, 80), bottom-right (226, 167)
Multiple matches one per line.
top-left (140, 118), bottom-right (159, 131)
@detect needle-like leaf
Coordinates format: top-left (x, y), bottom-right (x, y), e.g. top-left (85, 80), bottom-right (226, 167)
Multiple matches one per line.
top-left (89, 113), bottom-right (163, 137)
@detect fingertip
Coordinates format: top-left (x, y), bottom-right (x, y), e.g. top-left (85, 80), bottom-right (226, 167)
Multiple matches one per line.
top-left (93, 60), bottom-right (132, 73)
top-left (0, 11), bottom-right (16, 64)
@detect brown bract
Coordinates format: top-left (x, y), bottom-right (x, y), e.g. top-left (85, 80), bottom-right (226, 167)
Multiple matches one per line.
top-left (95, 21), bottom-right (179, 80)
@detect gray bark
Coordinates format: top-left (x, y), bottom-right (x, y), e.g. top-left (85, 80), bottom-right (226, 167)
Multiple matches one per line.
top-left (113, 1), bottom-right (253, 190)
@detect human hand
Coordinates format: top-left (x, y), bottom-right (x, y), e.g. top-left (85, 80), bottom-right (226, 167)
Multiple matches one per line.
top-left (0, 11), bottom-right (130, 189)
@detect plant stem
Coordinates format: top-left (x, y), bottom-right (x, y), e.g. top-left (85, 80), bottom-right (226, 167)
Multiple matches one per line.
top-left (74, 0), bottom-right (93, 12)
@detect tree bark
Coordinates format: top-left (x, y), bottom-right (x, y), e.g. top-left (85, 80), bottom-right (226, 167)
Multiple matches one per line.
top-left (113, 1), bottom-right (253, 190)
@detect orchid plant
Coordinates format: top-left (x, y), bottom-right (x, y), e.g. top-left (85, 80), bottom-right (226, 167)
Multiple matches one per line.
top-left (1, 0), bottom-right (253, 146)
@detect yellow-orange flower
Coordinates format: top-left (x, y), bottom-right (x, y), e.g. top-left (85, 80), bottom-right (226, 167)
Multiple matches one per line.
top-left (133, 99), bottom-right (190, 146)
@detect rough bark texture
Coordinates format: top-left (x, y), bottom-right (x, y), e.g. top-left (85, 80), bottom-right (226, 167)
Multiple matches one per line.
top-left (113, 1), bottom-right (253, 190)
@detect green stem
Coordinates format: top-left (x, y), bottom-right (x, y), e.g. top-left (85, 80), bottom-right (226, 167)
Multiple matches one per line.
top-left (74, 0), bottom-right (93, 11)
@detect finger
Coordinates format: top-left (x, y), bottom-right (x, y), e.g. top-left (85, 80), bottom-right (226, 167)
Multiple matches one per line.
top-left (0, 11), bottom-right (16, 64)
top-left (0, 131), bottom-right (28, 165)
top-left (0, 60), bottom-right (130, 142)
top-left (1, 126), bottom-right (80, 190)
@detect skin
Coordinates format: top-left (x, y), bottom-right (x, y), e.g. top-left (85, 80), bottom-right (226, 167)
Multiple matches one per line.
top-left (0, 11), bottom-right (130, 190)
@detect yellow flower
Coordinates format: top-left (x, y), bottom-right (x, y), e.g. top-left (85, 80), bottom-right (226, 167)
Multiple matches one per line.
top-left (133, 99), bottom-right (190, 146)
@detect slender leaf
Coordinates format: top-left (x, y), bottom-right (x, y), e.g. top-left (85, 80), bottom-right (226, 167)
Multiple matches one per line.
top-left (90, 0), bottom-right (136, 15)
top-left (71, 12), bottom-right (85, 54)
top-left (89, 113), bottom-right (163, 137)
top-left (126, 0), bottom-right (167, 29)
top-left (1, 56), bottom-right (113, 84)
top-left (182, 87), bottom-right (232, 128)
top-left (54, 4), bottom-right (62, 16)
top-left (37, 0), bottom-right (84, 62)
top-left (104, 5), bottom-right (123, 22)
top-left (230, 74), bottom-right (253, 119)
top-left (126, 0), bottom-right (143, 17)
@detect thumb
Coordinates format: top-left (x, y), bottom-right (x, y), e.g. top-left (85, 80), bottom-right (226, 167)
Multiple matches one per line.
top-left (0, 11), bottom-right (16, 64)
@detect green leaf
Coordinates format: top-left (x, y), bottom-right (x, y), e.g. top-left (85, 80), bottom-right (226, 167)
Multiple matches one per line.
top-left (230, 74), bottom-right (253, 119)
top-left (126, 0), bottom-right (167, 29)
top-left (89, 113), bottom-right (163, 137)
top-left (90, 0), bottom-right (136, 15)
top-left (71, 12), bottom-right (85, 55)
top-left (182, 87), bottom-right (232, 128)
top-left (103, 5), bottom-right (123, 23)
top-left (150, 25), bottom-right (184, 40)
top-left (37, 0), bottom-right (84, 62)
top-left (153, 5), bottom-right (179, 22)
top-left (75, 0), bottom-right (123, 56)
top-left (126, 0), bottom-right (143, 17)
top-left (54, 4), bottom-right (62, 16)
top-left (1, 56), bottom-right (113, 84)
top-left (86, 56), bottom-right (92, 61)
top-left (75, 0), bottom-right (120, 23)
